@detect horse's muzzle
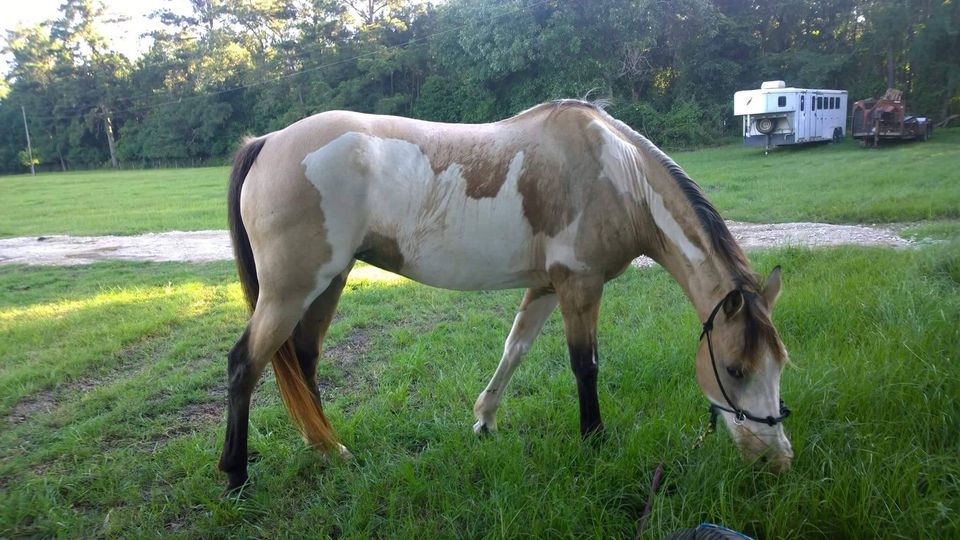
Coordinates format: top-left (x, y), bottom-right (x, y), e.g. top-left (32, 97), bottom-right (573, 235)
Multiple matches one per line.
top-left (735, 426), bottom-right (793, 474)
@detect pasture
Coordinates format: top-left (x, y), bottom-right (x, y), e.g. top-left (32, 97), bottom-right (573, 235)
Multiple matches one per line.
top-left (1, 135), bottom-right (959, 538)
top-left (1, 130), bottom-right (959, 238)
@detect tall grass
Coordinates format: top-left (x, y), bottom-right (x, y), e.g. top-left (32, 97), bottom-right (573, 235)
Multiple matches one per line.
top-left (1, 244), bottom-right (957, 538)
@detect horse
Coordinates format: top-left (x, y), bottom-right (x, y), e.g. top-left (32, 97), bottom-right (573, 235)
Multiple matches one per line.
top-left (218, 100), bottom-right (793, 492)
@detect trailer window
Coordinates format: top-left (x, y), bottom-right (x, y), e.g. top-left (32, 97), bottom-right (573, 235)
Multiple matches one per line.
top-left (831, 97), bottom-right (837, 109)
top-left (778, 96), bottom-right (786, 107)
top-left (800, 95), bottom-right (805, 111)
top-left (817, 96), bottom-right (823, 109)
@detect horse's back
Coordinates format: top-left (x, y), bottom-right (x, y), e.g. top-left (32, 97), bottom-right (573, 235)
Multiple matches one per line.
top-left (241, 105), bottom-right (637, 291)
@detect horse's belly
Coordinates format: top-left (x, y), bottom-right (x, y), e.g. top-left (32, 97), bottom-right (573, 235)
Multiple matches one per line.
top-left (369, 198), bottom-right (541, 290)
top-left (395, 231), bottom-right (539, 291)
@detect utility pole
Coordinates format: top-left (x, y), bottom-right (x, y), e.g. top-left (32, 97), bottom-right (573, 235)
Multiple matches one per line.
top-left (105, 113), bottom-right (118, 169)
top-left (21, 106), bottom-right (35, 176)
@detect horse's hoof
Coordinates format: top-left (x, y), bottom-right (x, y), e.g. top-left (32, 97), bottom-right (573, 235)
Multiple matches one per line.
top-left (223, 474), bottom-right (250, 499)
top-left (473, 420), bottom-right (496, 436)
top-left (337, 443), bottom-right (353, 460)
top-left (581, 423), bottom-right (607, 447)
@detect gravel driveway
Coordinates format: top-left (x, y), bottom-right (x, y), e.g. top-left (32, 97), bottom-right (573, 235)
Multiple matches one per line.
top-left (0, 221), bottom-right (909, 267)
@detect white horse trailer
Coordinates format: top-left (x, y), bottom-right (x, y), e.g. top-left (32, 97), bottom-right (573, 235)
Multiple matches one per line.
top-left (734, 81), bottom-right (848, 148)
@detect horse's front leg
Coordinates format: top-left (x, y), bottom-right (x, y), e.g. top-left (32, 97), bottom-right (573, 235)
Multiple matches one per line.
top-left (551, 268), bottom-right (605, 439)
top-left (474, 287), bottom-right (557, 434)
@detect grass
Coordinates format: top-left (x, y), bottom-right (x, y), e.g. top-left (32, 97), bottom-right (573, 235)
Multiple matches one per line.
top-left (1, 129), bottom-right (958, 238)
top-left (1, 245), bottom-right (958, 538)
top-left (900, 221), bottom-right (960, 244)
top-left (0, 168), bottom-right (227, 237)
top-left (676, 129), bottom-right (960, 224)
top-left (0, 125), bottom-right (957, 537)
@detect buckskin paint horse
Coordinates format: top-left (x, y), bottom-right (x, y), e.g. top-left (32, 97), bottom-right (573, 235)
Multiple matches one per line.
top-left (219, 100), bottom-right (793, 491)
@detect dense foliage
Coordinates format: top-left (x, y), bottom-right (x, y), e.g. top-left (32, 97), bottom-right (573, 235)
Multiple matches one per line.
top-left (1, 0), bottom-right (958, 173)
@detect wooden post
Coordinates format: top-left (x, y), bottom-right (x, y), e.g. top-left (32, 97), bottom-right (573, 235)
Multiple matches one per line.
top-left (21, 106), bottom-right (35, 176)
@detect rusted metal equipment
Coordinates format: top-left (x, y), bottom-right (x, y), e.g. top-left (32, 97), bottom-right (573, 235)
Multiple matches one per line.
top-left (852, 89), bottom-right (933, 147)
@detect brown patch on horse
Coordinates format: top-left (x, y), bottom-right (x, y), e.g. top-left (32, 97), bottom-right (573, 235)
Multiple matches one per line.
top-left (737, 288), bottom-right (787, 365)
top-left (590, 104), bottom-right (756, 284)
top-left (242, 135), bottom-right (336, 299)
top-left (517, 104), bottom-right (604, 236)
top-left (355, 232), bottom-right (405, 273)
top-left (428, 141), bottom-right (512, 199)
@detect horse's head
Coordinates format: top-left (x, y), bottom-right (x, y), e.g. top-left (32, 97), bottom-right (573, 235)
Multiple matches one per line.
top-left (695, 267), bottom-right (793, 472)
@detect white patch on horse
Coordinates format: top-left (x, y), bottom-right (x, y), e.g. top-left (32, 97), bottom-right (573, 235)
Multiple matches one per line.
top-left (301, 133), bottom-right (372, 306)
top-left (392, 146), bottom-right (534, 289)
top-left (307, 133), bottom-right (537, 291)
top-left (544, 212), bottom-right (589, 272)
top-left (591, 121), bottom-right (705, 264)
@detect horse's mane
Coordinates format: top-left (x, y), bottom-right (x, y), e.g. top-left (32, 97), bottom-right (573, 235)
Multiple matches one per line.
top-left (535, 100), bottom-right (784, 362)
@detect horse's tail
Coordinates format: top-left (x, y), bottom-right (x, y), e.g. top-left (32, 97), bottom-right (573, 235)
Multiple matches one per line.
top-left (228, 136), bottom-right (266, 309)
top-left (228, 136), bottom-right (339, 452)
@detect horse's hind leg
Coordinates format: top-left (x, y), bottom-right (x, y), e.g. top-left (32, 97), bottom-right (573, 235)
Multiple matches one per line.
top-left (219, 296), bottom-right (305, 492)
top-left (292, 265), bottom-right (352, 456)
top-left (473, 287), bottom-right (557, 434)
top-left (293, 267), bottom-right (351, 400)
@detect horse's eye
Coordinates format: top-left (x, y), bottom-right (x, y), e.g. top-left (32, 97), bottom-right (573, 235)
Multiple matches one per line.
top-left (726, 366), bottom-right (746, 379)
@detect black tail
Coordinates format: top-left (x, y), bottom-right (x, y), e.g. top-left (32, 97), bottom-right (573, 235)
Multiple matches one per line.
top-left (228, 137), bottom-right (269, 312)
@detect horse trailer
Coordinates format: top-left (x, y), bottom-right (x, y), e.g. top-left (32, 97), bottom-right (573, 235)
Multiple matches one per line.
top-left (734, 81), bottom-right (848, 148)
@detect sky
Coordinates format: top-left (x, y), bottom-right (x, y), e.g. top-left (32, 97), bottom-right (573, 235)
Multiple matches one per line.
top-left (1, 0), bottom-right (192, 71)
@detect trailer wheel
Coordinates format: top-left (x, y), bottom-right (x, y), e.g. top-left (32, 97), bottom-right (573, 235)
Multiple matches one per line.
top-left (756, 118), bottom-right (776, 134)
top-left (832, 127), bottom-right (843, 144)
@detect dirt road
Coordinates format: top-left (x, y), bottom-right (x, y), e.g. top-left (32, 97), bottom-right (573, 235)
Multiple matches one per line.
top-left (0, 222), bottom-right (909, 267)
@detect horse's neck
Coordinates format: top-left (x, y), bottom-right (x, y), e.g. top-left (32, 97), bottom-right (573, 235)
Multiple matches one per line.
top-left (631, 161), bottom-right (741, 321)
top-left (655, 243), bottom-right (735, 321)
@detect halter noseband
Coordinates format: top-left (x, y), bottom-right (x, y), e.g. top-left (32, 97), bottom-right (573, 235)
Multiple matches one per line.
top-left (700, 289), bottom-right (790, 429)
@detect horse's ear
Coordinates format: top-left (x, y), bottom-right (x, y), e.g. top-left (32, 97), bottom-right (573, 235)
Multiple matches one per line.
top-left (762, 265), bottom-right (782, 306)
top-left (723, 290), bottom-right (744, 317)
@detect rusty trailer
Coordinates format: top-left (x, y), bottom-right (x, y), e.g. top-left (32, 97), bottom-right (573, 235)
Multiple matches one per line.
top-left (851, 89), bottom-right (933, 146)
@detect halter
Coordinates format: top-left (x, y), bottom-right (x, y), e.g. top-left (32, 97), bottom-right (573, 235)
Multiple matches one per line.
top-left (700, 289), bottom-right (791, 430)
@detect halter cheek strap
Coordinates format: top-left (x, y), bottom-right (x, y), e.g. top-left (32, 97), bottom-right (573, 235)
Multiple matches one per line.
top-left (701, 290), bottom-right (791, 430)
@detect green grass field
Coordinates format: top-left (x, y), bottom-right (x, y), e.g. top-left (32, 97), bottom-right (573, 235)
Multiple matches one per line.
top-left (0, 168), bottom-right (227, 237)
top-left (679, 130), bottom-right (960, 224)
top-left (0, 129), bottom-right (958, 237)
top-left (1, 132), bottom-right (959, 538)
top-left (1, 247), bottom-right (958, 538)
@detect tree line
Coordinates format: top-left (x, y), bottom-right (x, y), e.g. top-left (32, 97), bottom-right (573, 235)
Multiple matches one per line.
top-left (1, 0), bottom-right (957, 174)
